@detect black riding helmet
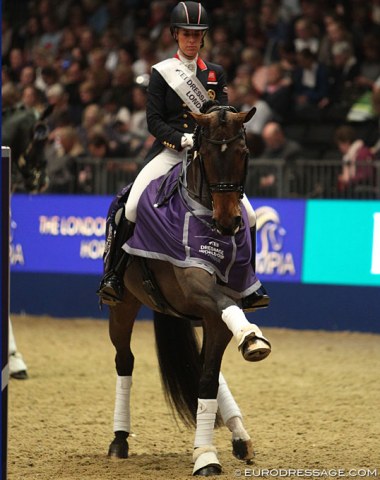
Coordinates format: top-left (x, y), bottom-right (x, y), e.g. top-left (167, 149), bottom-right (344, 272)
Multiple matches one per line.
top-left (170, 1), bottom-right (209, 34)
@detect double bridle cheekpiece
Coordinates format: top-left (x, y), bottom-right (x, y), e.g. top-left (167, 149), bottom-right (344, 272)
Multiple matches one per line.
top-left (196, 105), bottom-right (248, 198)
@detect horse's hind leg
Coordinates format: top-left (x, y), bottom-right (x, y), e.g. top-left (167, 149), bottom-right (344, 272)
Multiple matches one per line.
top-left (217, 373), bottom-right (254, 462)
top-left (108, 297), bottom-right (141, 459)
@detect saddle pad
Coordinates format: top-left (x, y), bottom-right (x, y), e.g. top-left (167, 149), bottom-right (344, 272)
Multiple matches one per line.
top-left (124, 165), bottom-right (260, 298)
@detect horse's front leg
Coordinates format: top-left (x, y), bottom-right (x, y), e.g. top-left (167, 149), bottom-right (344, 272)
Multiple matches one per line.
top-left (107, 297), bottom-right (140, 459)
top-left (193, 317), bottom-right (232, 476)
top-left (176, 267), bottom-right (271, 362)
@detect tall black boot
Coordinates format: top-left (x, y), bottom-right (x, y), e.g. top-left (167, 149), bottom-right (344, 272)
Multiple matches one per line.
top-left (97, 217), bottom-right (135, 305)
top-left (242, 225), bottom-right (270, 312)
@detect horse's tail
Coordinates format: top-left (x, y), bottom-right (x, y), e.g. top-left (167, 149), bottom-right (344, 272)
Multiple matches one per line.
top-left (153, 311), bottom-right (201, 428)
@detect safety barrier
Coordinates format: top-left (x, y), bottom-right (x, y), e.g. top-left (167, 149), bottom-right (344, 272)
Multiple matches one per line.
top-left (71, 156), bottom-right (380, 199)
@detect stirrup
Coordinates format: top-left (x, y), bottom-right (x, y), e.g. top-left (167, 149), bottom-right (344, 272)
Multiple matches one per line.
top-left (97, 272), bottom-right (124, 306)
top-left (242, 286), bottom-right (270, 312)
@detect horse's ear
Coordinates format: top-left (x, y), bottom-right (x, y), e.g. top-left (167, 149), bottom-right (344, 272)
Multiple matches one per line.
top-left (189, 111), bottom-right (214, 126)
top-left (242, 107), bottom-right (257, 124)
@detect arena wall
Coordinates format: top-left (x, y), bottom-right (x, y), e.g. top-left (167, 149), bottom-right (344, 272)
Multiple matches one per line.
top-left (10, 195), bottom-right (380, 333)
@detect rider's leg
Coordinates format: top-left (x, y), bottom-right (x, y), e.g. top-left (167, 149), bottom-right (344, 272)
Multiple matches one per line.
top-left (241, 196), bottom-right (270, 311)
top-left (97, 215), bottom-right (135, 304)
top-left (97, 149), bottom-right (182, 305)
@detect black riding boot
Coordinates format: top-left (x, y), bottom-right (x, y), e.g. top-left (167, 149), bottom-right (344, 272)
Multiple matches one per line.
top-left (242, 225), bottom-right (270, 312)
top-left (97, 217), bottom-right (135, 305)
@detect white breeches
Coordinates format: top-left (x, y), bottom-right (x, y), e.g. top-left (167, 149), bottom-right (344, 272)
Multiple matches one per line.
top-left (125, 148), bottom-right (183, 222)
top-left (124, 147), bottom-right (256, 228)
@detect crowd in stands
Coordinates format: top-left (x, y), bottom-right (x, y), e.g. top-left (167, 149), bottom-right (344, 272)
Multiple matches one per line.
top-left (2, 0), bottom-right (380, 197)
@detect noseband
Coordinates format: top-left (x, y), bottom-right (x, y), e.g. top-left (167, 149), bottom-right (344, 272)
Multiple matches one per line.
top-left (197, 106), bottom-right (248, 198)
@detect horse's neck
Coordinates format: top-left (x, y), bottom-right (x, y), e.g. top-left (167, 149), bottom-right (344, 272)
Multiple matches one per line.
top-left (184, 155), bottom-right (212, 210)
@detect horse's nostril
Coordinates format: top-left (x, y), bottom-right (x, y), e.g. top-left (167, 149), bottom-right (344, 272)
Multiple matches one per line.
top-left (235, 216), bottom-right (242, 227)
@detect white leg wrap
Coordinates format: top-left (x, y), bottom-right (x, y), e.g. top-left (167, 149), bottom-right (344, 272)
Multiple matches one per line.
top-left (221, 305), bottom-right (263, 347)
top-left (217, 373), bottom-right (242, 424)
top-left (9, 318), bottom-right (17, 355)
top-left (113, 375), bottom-right (132, 432)
top-left (194, 399), bottom-right (218, 448)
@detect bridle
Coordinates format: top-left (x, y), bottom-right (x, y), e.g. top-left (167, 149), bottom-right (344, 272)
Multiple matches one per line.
top-left (196, 105), bottom-right (249, 198)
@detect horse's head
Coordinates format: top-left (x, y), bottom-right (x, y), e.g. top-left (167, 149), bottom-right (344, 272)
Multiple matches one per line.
top-left (190, 104), bottom-right (256, 236)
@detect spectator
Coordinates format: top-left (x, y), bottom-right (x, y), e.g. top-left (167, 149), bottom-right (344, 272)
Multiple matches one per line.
top-left (292, 47), bottom-right (330, 120)
top-left (318, 16), bottom-right (353, 67)
top-left (353, 33), bottom-right (380, 93)
top-left (62, 60), bottom-right (86, 124)
top-left (241, 87), bottom-right (274, 136)
top-left (109, 64), bottom-right (134, 109)
top-left (19, 16), bottom-right (42, 64)
top-left (249, 121), bottom-right (302, 197)
top-left (39, 14), bottom-right (63, 55)
top-left (8, 47), bottom-right (27, 83)
top-left (86, 47), bottom-right (112, 94)
top-left (45, 125), bottom-right (84, 193)
top-left (293, 16), bottom-right (320, 55)
top-left (261, 62), bottom-right (293, 121)
top-left (77, 103), bottom-right (105, 150)
top-left (100, 28), bottom-right (121, 73)
top-left (334, 125), bottom-right (376, 198)
top-left (370, 88), bottom-right (380, 159)
top-left (19, 65), bottom-right (37, 90)
top-left (156, 25), bottom-right (178, 62)
top-left (45, 82), bottom-right (72, 130)
top-left (21, 85), bottom-right (46, 116)
top-left (326, 41), bottom-right (360, 120)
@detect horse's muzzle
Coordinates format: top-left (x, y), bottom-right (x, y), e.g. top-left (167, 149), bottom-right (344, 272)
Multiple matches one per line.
top-left (213, 216), bottom-right (242, 236)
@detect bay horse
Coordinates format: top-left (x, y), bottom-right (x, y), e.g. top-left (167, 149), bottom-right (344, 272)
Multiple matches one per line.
top-left (105, 102), bottom-right (271, 476)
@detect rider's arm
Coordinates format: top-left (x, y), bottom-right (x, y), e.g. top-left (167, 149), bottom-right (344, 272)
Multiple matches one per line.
top-left (146, 68), bottom-right (184, 152)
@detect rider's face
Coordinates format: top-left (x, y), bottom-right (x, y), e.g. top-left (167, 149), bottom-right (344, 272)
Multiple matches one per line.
top-left (176, 28), bottom-right (204, 59)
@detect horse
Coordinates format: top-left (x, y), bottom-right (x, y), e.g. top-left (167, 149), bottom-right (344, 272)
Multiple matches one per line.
top-left (2, 101), bottom-right (51, 193)
top-left (104, 102), bottom-right (271, 476)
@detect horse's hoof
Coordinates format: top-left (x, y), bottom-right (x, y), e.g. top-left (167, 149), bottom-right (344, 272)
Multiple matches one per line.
top-left (108, 438), bottom-right (129, 459)
top-left (232, 439), bottom-right (255, 461)
top-left (240, 334), bottom-right (271, 362)
top-left (193, 465), bottom-right (222, 476)
top-left (10, 370), bottom-right (28, 380)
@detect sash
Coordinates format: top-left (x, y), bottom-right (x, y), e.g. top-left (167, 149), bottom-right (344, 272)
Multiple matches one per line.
top-left (153, 58), bottom-right (209, 112)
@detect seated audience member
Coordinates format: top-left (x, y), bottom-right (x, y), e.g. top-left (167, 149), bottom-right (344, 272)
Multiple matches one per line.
top-left (248, 122), bottom-right (302, 197)
top-left (326, 41), bottom-right (361, 119)
top-left (370, 88), bottom-right (380, 159)
top-left (241, 87), bottom-right (274, 136)
top-left (293, 16), bottom-right (320, 55)
top-left (354, 32), bottom-right (380, 94)
top-left (334, 125), bottom-right (376, 198)
top-left (45, 126), bottom-right (85, 193)
top-left (261, 62), bottom-right (293, 121)
top-left (292, 47), bottom-right (330, 119)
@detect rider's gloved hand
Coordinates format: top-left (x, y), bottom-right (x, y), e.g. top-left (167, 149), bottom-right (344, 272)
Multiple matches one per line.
top-left (181, 133), bottom-right (194, 149)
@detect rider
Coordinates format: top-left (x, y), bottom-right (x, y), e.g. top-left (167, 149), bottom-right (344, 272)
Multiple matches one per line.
top-left (97, 1), bottom-right (269, 311)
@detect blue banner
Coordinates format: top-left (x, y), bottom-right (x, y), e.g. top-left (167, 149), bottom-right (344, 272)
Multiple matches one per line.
top-left (251, 199), bottom-right (306, 283)
top-left (10, 195), bottom-right (380, 287)
top-left (11, 195), bottom-right (111, 274)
